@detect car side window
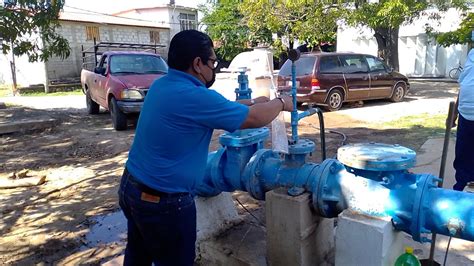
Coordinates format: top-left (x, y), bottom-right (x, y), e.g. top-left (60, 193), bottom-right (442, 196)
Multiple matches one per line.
top-left (100, 56), bottom-right (108, 74)
top-left (366, 56), bottom-right (387, 72)
top-left (320, 56), bottom-right (342, 74)
top-left (340, 55), bottom-right (369, 73)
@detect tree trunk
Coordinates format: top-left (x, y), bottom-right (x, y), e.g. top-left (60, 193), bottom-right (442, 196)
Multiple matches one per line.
top-left (374, 27), bottom-right (399, 71)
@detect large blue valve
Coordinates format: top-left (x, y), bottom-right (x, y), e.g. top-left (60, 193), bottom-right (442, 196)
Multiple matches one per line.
top-left (194, 59), bottom-right (474, 243)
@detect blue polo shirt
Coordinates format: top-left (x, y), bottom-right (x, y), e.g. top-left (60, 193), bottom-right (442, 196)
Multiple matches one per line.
top-left (126, 68), bottom-right (249, 193)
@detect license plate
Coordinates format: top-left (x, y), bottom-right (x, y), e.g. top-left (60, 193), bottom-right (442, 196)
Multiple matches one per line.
top-left (288, 80), bottom-right (300, 87)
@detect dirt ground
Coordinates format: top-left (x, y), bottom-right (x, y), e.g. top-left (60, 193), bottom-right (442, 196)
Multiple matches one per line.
top-left (0, 80), bottom-right (463, 265)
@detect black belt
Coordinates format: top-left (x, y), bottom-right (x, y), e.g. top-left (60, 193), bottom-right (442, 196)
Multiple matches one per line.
top-left (125, 168), bottom-right (189, 198)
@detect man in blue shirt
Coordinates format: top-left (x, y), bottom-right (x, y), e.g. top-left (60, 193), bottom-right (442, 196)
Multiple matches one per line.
top-left (452, 49), bottom-right (474, 192)
top-left (118, 30), bottom-right (293, 266)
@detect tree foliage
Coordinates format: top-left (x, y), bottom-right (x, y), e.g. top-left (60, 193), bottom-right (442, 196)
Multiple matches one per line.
top-left (0, 0), bottom-right (70, 62)
top-left (346, 0), bottom-right (469, 70)
top-left (200, 0), bottom-right (271, 62)
top-left (201, 0), bottom-right (342, 60)
top-left (241, 0), bottom-right (342, 53)
top-left (428, 12), bottom-right (474, 47)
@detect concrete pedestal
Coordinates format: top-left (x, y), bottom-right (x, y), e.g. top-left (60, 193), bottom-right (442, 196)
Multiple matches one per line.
top-left (266, 188), bottom-right (335, 266)
top-left (196, 192), bottom-right (241, 241)
top-left (335, 210), bottom-right (404, 266)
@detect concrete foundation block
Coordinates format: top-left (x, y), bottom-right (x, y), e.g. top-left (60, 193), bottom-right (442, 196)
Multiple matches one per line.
top-left (266, 188), bottom-right (335, 266)
top-left (196, 192), bottom-right (241, 242)
top-left (335, 210), bottom-right (404, 266)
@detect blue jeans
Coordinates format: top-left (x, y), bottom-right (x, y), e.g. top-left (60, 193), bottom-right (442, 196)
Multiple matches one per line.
top-left (453, 114), bottom-right (474, 191)
top-left (118, 169), bottom-right (196, 266)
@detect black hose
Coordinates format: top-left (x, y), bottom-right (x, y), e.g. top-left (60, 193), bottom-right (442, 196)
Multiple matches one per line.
top-left (314, 108), bottom-right (327, 160)
top-left (443, 236), bottom-right (452, 266)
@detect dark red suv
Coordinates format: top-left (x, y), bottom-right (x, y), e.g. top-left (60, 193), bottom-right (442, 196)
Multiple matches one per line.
top-left (277, 52), bottom-right (410, 111)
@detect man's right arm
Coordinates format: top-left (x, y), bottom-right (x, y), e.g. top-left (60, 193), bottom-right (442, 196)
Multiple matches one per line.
top-left (240, 95), bottom-right (293, 129)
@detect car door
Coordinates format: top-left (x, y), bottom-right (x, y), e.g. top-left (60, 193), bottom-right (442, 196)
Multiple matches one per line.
top-left (365, 56), bottom-right (393, 99)
top-left (318, 55), bottom-right (345, 92)
top-left (93, 55), bottom-right (109, 107)
top-left (339, 54), bottom-right (370, 100)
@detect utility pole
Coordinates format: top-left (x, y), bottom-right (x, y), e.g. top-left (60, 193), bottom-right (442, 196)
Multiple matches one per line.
top-left (10, 40), bottom-right (18, 96)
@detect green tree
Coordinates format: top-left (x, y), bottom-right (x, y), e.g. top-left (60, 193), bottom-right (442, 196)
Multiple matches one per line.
top-left (241, 0), bottom-right (342, 54)
top-left (428, 12), bottom-right (474, 47)
top-left (347, 0), bottom-right (468, 71)
top-left (200, 0), bottom-right (271, 62)
top-left (1, 0), bottom-right (70, 62)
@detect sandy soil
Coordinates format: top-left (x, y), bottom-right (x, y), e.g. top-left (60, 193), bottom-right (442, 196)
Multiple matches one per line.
top-left (0, 80), bottom-right (464, 264)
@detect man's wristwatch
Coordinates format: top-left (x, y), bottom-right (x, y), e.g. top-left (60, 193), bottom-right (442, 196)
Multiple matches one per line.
top-left (276, 96), bottom-right (286, 110)
top-left (250, 99), bottom-right (255, 105)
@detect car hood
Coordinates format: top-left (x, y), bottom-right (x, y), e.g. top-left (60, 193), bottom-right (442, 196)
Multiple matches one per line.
top-left (113, 74), bottom-right (164, 89)
top-left (392, 71), bottom-right (408, 80)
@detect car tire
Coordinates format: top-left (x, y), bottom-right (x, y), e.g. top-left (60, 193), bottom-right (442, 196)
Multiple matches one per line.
top-left (390, 83), bottom-right (405, 102)
top-left (86, 89), bottom-right (100, 115)
top-left (325, 89), bottom-right (344, 111)
top-left (109, 97), bottom-right (128, 131)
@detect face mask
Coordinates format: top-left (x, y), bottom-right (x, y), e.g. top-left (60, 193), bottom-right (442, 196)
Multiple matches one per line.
top-left (199, 66), bottom-right (216, 88)
top-left (205, 69), bottom-right (216, 88)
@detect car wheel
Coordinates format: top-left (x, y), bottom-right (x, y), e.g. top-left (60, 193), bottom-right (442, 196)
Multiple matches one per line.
top-left (86, 89), bottom-right (100, 114)
top-left (325, 89), bottom-right (343, 111)
top-left (109, 97), bottom-right (128, 131)
top-left (390, 84), bottom-right (405, 102)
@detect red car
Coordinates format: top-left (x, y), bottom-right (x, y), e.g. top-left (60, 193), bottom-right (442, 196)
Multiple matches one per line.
top-left (277, 52), bottom-right (410, 111)
top-left (81, 51), bottom-right (168, 130)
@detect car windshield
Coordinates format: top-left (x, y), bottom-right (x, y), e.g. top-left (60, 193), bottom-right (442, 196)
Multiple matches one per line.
top-left (279, 56), bottom-right (317, 76)
top-left (110, 54), bottom-right (168, 75)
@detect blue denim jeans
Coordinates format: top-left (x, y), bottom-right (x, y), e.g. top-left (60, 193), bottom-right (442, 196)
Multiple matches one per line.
top-left (453, 114), bottom-right (474, 191)
top-left (118, 169), bottom-right (196, 266)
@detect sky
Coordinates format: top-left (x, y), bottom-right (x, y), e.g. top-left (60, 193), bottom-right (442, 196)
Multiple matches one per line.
top-left (65, 0), bottom-right (207, 14)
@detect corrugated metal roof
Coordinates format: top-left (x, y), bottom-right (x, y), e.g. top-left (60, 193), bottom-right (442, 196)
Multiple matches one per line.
top-left (59, 9), bottom-right (169, 29)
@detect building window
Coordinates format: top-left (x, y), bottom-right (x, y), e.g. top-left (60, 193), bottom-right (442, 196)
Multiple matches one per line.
top-left (179, 13), bottom-right (196, 31)
top-left (86, 26), bottom-right (100, 41)
top-left (150, 31), bottom-right (160, 44)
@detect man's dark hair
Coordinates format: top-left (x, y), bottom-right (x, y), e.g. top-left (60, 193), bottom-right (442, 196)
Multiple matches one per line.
top-left (168, 30), bottom-right (214, 71)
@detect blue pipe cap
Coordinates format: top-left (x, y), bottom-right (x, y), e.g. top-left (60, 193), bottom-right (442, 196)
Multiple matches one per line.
top-left (337, 143), bottom-right (416, 172)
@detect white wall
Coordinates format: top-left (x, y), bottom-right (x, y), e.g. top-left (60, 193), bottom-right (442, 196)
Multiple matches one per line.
top-left (0, 33), bottom-right (47, 87)
top-left (0, 22), bottom-right (171, 87)
top-left (337, 8), bottom-right (469, 77)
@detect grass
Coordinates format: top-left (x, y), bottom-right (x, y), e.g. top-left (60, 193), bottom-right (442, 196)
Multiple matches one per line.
top-left (380, 113), bottom-right (455, 150)
top-left (0, 84), bottom-right (84, 97)
top-left (20, 89), bottom-right (83, 96)
top-left (0, 86), bottom-right (11, 97)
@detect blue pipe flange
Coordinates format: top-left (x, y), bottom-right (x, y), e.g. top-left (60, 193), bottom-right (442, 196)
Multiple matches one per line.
top-left (209, 147), bottom-right (229, 192)
top-left (338, 143), bottom-right (417, 172)
top-left (241, 149), bottom-right (278, 200)
top-left (410, 174), bottom-right (438, 242)
top-left (311, 159), bottom-right (346, 217)
top-left (194, 150), bottom-right (225, 197)
top-left (288, 139), bottom-right (316, 155)
top-left (219, 128), bottom-right (269, 147)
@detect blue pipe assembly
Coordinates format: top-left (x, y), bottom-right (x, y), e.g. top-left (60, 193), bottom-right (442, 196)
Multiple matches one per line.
top-left (195, 55), bottom-right (474, 243)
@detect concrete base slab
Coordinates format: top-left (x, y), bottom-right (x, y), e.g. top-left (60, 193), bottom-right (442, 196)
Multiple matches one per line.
top-left (335, 210), bottom-right (404, 266)
top-left (0, 118), bottom-right (57, 135)
top-left (266, 188), bottom-right (335, 266)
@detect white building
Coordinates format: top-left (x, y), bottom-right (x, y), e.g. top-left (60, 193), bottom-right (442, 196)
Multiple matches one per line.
top-left (114, 5), bottom-right (198, 42)
top-left (0, 3), bottom-right (198, 88)
top-left (337, 8), bottom-right (468, 77)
